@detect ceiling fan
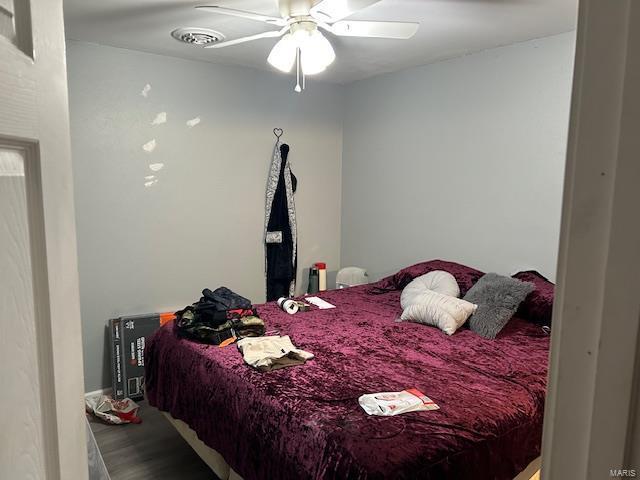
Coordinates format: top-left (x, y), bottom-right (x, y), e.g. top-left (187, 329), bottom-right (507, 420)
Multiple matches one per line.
top-left (196, 0), bottom-right (419, 90)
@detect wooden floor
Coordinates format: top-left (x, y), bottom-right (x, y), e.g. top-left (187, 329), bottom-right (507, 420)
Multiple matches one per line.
top-left (89, 400), bottom-right (218, 480)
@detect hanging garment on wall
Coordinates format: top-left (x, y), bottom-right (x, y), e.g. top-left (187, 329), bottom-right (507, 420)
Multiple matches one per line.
top-left (264, 142), bottom-right (297, 301)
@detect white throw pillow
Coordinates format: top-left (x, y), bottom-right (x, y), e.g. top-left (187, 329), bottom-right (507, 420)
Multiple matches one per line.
top-left (399, 290), bottom-right (477, 335)
top-left (400, 271), bottom-right (460, 309)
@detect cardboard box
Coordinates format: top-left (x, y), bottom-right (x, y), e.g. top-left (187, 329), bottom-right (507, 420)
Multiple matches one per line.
top-left (109, 312), bottom-right (175, 400)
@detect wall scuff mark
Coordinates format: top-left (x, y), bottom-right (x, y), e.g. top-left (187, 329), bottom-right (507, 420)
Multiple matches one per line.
top-left (141, 83), bottom-right (151, 97)
top-left (151, 112), bottom-right (167, 125)
top-left (142, 139), bottom-right (157, 153)
top-left (186, 117), bottom-right (201, 128)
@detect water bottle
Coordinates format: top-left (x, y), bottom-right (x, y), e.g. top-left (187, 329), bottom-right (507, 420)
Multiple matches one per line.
top-left (308, 267), bottom-right (319, 294)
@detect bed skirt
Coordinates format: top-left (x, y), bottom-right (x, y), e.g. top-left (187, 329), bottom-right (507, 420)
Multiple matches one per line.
top-left (161, 408), bottom-right (540, 480)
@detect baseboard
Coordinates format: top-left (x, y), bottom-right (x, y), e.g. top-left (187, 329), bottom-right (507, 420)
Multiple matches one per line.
top-left (85, 387), bottom-right (113, 399)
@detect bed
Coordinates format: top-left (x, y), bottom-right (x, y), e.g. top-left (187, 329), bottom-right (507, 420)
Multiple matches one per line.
top-left (145, 261), bottom-right (550, 480)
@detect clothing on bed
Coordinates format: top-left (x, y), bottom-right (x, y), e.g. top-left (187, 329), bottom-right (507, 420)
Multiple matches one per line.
top-left (146, 280), bottom-right (549, 480)
top-left (199, 287), bottom-right (252, 311)
top-left (176, 310), bottom-right (265, 345)
top-left (237, 335), bottom-right (314, 371)
top-left (174, 288), bottom-right (264, 344)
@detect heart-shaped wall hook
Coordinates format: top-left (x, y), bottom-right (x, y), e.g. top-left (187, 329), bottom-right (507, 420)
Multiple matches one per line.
top-left (273, 128), bottom-right (283, 139)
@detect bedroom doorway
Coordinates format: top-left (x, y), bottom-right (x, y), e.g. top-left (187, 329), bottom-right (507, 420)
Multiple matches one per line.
top-left (1, 0), bottom-right (639, 479)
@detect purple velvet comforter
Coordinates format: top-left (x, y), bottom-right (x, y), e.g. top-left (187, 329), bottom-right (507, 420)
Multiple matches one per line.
top-left (145, 285), bottom-right (549, 480)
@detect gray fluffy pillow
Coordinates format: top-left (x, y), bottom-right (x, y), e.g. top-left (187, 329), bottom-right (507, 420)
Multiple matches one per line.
top-left (463, 273), bottom-right (534, 339)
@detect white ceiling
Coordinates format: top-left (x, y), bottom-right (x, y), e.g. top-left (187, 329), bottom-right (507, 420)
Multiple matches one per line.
top-left (63, 0), bottom-right (578, 84)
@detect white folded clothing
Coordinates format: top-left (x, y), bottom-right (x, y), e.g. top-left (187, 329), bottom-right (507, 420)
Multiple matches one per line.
top-left (237, 335), bottom-right (314, 372)
top-left (358, 388), bottom-right (439, 416)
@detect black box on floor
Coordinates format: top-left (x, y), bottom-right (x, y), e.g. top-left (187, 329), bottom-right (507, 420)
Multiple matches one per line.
top-left (109, 312), bottom-right (174, 400)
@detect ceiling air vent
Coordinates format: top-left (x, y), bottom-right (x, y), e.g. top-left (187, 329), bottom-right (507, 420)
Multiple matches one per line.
top-left (171, 28), bottom-right (225, 46)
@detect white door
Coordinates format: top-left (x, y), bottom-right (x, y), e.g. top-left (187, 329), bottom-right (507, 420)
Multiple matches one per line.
top-left (0, 1), bottom-right (87, 479)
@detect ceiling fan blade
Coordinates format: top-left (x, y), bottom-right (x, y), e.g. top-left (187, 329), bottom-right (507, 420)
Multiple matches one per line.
top-left (196, 6), bottom-right (287, 26)
top-left (310, 0), bottom-right (381, 22)
top-left (204, 28), bottom-right (286, 49)
top-left (329, 20), bottom-right (419, 39)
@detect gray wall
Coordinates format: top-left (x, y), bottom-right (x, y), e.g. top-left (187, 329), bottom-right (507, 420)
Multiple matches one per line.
top-left (341, 33), bottom-right (575, 282)
top-left (69, 33), bottom-right (575, 391)
top-left (67, 41), bottom-right (344, 391)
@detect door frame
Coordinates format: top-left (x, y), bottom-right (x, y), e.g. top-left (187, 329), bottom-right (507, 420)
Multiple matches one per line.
top-left (542, 0), bottom-right (640, 478)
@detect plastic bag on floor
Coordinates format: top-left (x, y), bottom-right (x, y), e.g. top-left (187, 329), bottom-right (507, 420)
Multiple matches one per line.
top-left (85, 394), bottom-right (141, 425)
top-left (358, 388), bottom-right (439, 416)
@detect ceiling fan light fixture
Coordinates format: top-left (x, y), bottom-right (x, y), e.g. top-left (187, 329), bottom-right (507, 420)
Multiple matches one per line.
top-left (268, 33), bottom-right (297, 72)
top-left (269, 27), bottom-right (336, 77)
top-left (300, 30), bottom-right (336, 75)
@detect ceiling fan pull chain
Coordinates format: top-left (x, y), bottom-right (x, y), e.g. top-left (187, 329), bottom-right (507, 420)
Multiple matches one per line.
top-left (295, 47), bottom-right (302, 93)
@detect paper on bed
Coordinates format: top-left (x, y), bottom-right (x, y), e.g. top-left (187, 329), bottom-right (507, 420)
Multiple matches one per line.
top-left (305, 296), bottom-right (336, 309)
top-left (359, 388), bottom-right (439, 416)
